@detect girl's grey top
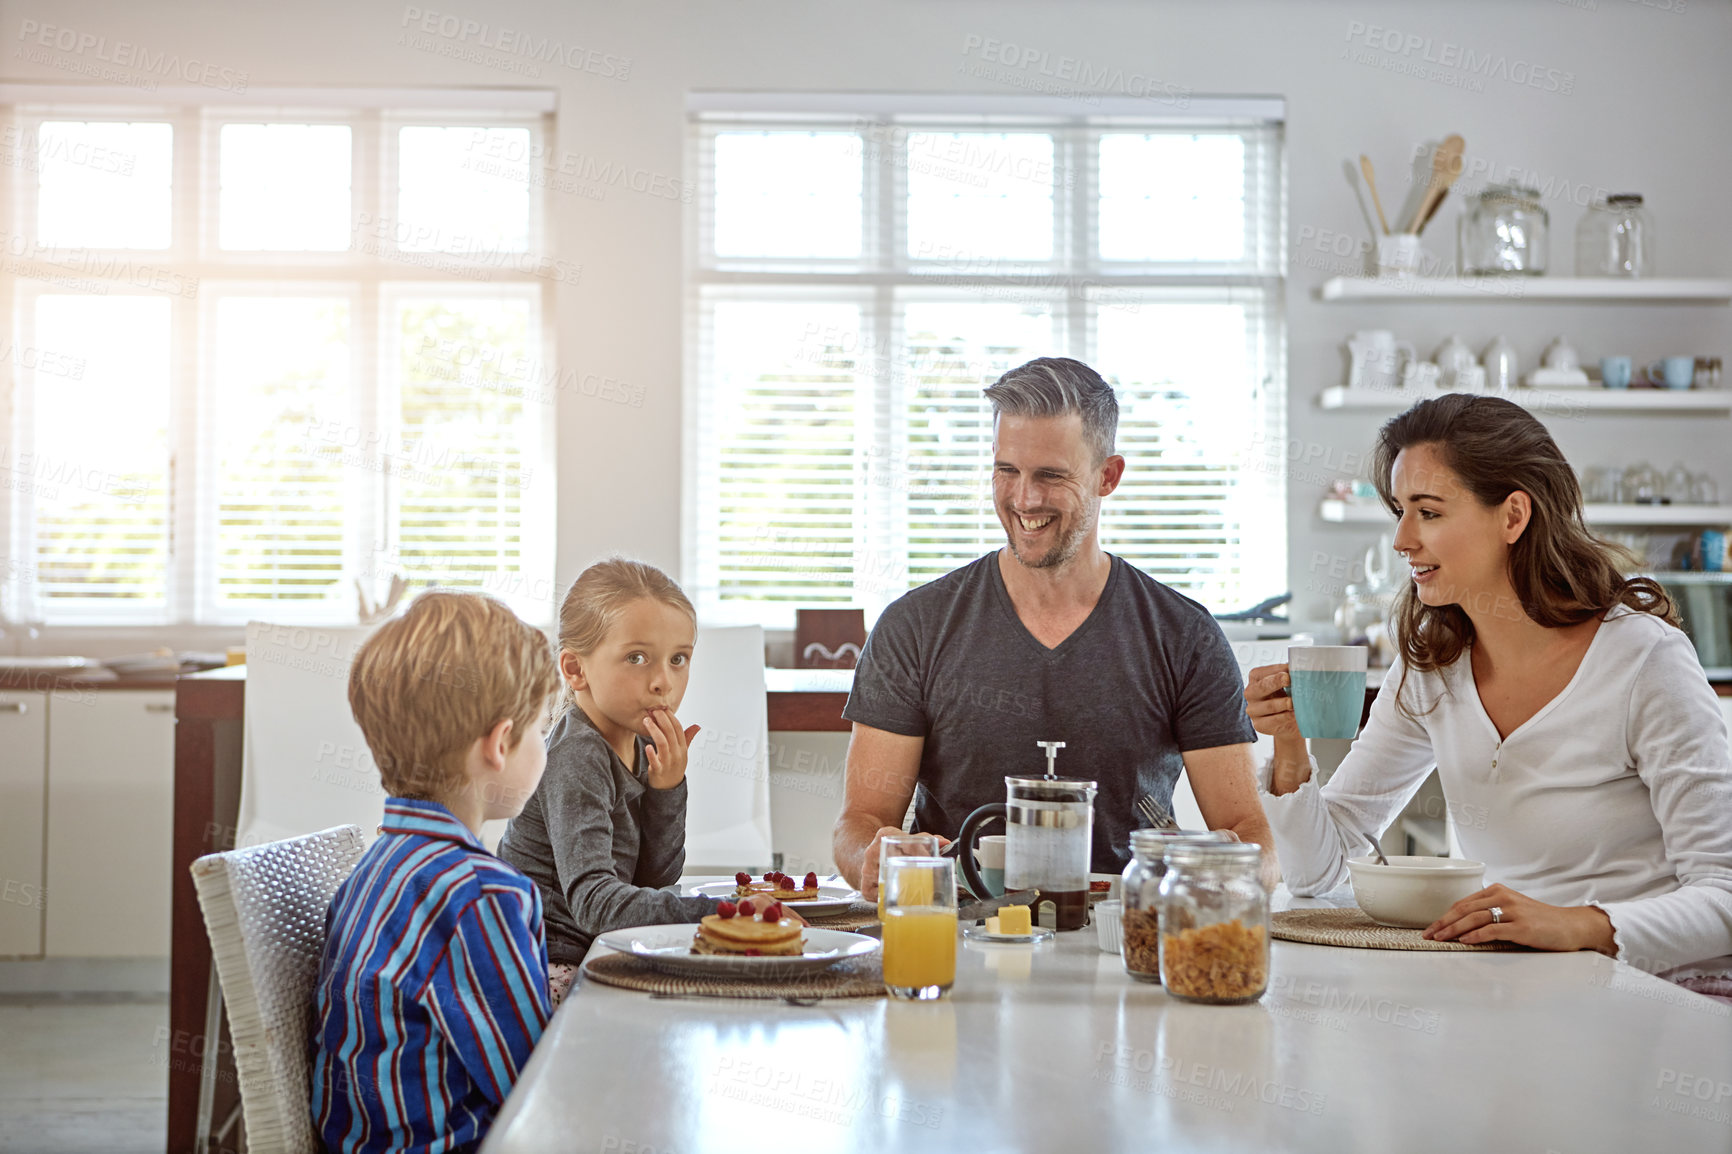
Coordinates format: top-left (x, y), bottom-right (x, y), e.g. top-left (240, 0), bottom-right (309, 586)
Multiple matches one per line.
top-left (499, 707), bottom-right (715, 964)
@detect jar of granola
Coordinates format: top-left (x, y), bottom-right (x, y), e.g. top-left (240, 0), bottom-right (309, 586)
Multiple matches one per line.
top-left (1157, 843), bottom-right (1270, 1005)
top-left (1119, 829), bottom-right (1233, 984)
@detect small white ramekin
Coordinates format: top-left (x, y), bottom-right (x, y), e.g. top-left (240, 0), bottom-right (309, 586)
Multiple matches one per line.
top-left (1094, 899), bottom-right (1123, 954)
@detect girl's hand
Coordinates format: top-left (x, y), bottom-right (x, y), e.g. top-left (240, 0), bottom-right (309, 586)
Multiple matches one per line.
top-left (643, 707), bottom-right (700, 790)
top-left (1243, 663), bottom-right (1301, 741)
top-left (1423, 883), bottom-right (1617, 954)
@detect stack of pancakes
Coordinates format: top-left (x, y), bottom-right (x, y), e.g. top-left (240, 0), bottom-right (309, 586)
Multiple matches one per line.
top-left (691, 912), bottom-right (804, 957)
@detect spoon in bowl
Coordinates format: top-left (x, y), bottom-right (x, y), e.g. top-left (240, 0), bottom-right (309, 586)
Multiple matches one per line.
top-left (1361, 829), bottom-right (1390, 866)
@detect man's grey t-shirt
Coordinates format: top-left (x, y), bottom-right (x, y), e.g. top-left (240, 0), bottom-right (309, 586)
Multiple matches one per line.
top-left (843, 552), bottom-right (1256, 873)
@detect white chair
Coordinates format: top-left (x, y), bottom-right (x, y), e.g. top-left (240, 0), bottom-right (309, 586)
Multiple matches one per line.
top-left (680, 625), bottom-right (774, 871)
top-left (189, 824), bottom-right (366, 1154)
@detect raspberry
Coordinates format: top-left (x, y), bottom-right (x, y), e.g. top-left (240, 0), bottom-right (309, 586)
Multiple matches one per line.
top-left (737, 898), bottom-right (755, 916)
top-left (763, 871), bottom-right (776, 883)
top-left (763, 902), bottom-right (783, 921)
top-left (734, 871), bottom-right (751, 886)
top-left (716, 901), bottom-right (737, 918)
top-left (744, 948), bottom-right (762, 956)
top-left (804, 872), bottom-right (818, 888)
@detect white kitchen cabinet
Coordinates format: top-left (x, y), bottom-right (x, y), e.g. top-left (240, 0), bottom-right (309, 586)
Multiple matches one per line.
top-left (0, 691), bottom-right (47, 957)
top-left (44, 690), bottom-right (176, 957)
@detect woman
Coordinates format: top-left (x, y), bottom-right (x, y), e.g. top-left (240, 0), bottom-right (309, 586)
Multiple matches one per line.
top-left (1248, 394), bottom-right (1732, 993)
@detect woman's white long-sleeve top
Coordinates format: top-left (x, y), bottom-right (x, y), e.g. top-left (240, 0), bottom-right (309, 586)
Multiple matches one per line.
top-left (1258, 607), bottom-right (1732, 978)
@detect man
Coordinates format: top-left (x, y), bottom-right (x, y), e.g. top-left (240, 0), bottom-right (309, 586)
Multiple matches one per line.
top-left (832, 356), bottom-right (1275, 898)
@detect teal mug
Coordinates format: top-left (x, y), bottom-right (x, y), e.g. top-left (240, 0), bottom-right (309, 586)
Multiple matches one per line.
top-left (1600, 356), bottom-right (1632, 389)
top-left (1648, 356), bottom-right (1694, 389)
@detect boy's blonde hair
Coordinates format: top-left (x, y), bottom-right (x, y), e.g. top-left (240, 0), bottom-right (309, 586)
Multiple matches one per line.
top-left (349, 589), bottom-right (559, 800)
top-left (556, 558), bottom-right (695, 718)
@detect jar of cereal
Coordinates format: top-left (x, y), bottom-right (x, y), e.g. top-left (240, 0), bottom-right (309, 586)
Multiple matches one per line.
top-left (1157, 842), bottom-right (1270, 1005)
top-left (1119, 829), bottom-right (1233, 984)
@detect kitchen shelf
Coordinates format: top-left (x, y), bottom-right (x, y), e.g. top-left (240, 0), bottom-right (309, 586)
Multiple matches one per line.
top-left (1318, 386), bottom-right (1732, 413)
top-left (1642, 571), bottom-right (1732, 584)
top-left (1319, 276), bottom-right (1732, 303)
top-left (1320, 499), bottom-right (1732, 526)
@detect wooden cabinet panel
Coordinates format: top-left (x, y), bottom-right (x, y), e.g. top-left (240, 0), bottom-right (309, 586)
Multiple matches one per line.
top-left (0, 692), bottom-right (47, 957)
top-left (45, 691), bottom-right (176, 957)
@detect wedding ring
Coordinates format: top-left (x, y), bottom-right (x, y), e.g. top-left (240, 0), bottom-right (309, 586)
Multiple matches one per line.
top-left (1489, 906), bottom-right (1503, 924)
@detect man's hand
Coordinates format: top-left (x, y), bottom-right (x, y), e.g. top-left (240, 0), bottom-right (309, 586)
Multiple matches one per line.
top-left (1181, 742), bottom-right (1280, 890)
top-left (831, 724), bottom-right (924, 892)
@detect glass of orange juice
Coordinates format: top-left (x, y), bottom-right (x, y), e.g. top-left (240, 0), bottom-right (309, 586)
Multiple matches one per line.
top-left (876, 833), bottom-right (939, 921)
top-left (882, 856), bottom-right (958, 1000)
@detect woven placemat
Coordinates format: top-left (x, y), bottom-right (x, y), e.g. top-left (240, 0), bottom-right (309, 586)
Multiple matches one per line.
top-left (802, 902), bottom-right (880, 932)
top-left (582, 950), bottom-right (887, 999)
top-left (1272, 907), bottom-right (1521, 951)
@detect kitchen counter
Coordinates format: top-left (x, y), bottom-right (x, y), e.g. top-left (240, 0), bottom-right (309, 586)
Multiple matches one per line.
top-left (0, 667), bottom-right (179, 691)
top-left (482, 887), bottom-right (1732, 1154)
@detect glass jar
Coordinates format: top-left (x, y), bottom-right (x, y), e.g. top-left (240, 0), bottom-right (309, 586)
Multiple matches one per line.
top-left (1459, 183), bottom-right (1549, 275)
top-left (1119, 829), bottom-right (1232, 984)
top-left (1157, 843), bottom-right (1270, 1005)
top-left (1575, 194), bottom-right (1652, 278)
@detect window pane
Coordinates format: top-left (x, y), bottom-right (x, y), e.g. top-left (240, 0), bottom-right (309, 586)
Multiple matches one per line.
top-left (29, 296), bottom-right (171, 611)
top-left (1099, 134), bottom-right (1246, 262)
top-left (220, 124), bottom-right (352, 250)
top-left (37, 122), bottom-right (172, 249)
top-left (1094, 302), bottom-right (1261, 610)
top-left (397, 127), bottom-right (530, 254)
top-left (708, 301), bottom-right (860, 601)
top-left (393, 296), bottom-right (536, 589)
top-left (214, 297), bottom-right (351, 607)
top-left (906, 133), bottom-right (1054, 262)
top-left (713, 133), bottom-right (862, 258)
top-left (902, 302), bottom-right (1056, 588)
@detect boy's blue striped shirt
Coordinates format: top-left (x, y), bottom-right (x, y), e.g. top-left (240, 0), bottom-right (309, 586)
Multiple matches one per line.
top-left (310, 798), bottom-right (550, 1154)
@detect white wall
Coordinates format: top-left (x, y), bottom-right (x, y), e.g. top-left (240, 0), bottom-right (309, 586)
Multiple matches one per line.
top-left (10, 0), bottom-right (1731, 645)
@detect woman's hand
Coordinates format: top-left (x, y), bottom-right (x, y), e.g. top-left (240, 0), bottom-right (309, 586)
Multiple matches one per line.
top-left (1423, 883), bottom-right (1617, 954)
top-left (1244, 663), bottom-right (1302, 741)
top-left (643, 707), bottom-right (700, 790)
top-left (1244, 663), bottom-right (1311, 795)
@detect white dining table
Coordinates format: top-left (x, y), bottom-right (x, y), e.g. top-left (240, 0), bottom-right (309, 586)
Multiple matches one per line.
top-left (481, 884), bottom-right (1732, 1154)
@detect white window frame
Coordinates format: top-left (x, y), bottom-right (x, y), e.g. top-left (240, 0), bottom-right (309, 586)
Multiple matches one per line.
top-left (0, 87), bottom-right (559, 629)
top-left (684, 94), bottom-right (1287, 629)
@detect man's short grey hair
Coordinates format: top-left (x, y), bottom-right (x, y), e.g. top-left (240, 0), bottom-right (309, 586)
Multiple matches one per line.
top-left (983, 356), bottom-right (1119, 464)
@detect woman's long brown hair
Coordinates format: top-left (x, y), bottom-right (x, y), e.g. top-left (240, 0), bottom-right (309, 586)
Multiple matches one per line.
top-left (1370, 394), bottom-right (1677, 713)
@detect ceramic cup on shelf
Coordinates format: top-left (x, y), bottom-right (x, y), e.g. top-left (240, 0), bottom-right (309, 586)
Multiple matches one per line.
top-left (1601, 356), bottom-right (1633, 390)
top-left (1648, 356), bottom-right (1695, 389)
top-left (1542, 336), bottom-right (1580, 371)
top-left (1376, 234), bottom-right (1423, 278)
top-left (1482, 336), bottom-right (1518, 391)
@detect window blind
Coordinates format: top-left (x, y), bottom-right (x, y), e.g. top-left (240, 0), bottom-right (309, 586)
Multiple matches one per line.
top-left (0, 95), bottom-right (557, 626)
top-left (688, 102), bottom-right (1285, 626)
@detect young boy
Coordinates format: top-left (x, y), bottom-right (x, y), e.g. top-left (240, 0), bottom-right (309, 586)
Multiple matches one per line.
top-left (310, 590), bottom-right (561, 1154)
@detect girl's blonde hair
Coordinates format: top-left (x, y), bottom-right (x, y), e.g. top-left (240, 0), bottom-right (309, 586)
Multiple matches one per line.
top-left (555, 557), bottom-right (696, 719)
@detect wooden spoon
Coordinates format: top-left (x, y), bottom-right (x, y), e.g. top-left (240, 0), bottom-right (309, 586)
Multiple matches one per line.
top-left (1408, 135), bottom-right (1465, 235)
top-left (1359, 154), bottom-right (1390, 236)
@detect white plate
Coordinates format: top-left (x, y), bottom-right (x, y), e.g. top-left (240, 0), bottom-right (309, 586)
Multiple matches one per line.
top-left (686, 881), bottom-right (861, 916)
top-left (595, 924), bottom-right (880, 979)
top-left (962, 924), bottom-right (1055, 945)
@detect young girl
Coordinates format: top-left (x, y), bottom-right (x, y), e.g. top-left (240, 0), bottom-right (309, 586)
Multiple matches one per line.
top-left (1245, 395), bottom-right (1732, 996)
top-left (499, 558), bottom-right (720, 1006)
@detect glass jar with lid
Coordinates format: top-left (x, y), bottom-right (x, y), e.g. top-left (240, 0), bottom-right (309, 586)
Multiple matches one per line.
top-left (1575, 194), bottom-right (1652, 277)
top-left (1119, 829), bottom-right (1233, 983)
top-left (1459, 183), bottom-right (1549, 275)
top-left (1157, 842), bottom-right (1270, 1005)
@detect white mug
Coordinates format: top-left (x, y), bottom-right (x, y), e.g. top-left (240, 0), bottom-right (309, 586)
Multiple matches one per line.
top-left (1348, 330), bottom-right (1416, 392)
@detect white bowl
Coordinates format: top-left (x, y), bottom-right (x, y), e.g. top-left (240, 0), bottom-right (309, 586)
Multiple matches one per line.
top-left (1093, 900), bottom-right (1123, 953)
top-left (1345, 856), bottom-right (1487, 928)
